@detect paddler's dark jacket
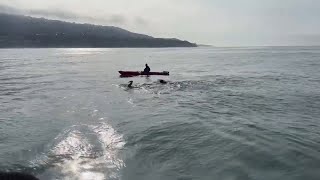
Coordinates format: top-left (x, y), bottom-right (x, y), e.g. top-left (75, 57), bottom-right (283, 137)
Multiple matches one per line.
top-left (144, 65), bottom-right (150, 73)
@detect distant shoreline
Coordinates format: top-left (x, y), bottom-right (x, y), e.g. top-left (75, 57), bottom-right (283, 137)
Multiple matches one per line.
top-left (0, 13), bottom-right (197, 48)
top-left (2, 46), bottom-right (320, 49)
top-left (0, 46), bottom-right (198, 49)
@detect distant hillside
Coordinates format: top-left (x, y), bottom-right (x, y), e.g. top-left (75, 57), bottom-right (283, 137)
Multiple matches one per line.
top-left (0, 13), bottom-right (197, 48)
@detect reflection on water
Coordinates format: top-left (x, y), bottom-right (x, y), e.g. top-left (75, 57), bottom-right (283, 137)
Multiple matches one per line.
top-left (1, 47), bottom-right (320, 180)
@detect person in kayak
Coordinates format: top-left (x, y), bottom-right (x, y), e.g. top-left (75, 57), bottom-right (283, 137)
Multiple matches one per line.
top-left (143, 64), bottom-right (151, 73)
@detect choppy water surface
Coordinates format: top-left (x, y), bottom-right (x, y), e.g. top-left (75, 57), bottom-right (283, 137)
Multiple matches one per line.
top-left (1, 47), bottom-right (320, 180)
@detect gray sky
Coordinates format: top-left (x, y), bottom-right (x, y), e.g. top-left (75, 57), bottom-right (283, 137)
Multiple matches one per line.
top-left (1, 0), bottom-right (319, 46)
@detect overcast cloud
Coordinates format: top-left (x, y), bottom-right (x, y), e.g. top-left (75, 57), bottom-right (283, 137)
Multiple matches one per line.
top-left (1, 0), bottom-right (319, 46)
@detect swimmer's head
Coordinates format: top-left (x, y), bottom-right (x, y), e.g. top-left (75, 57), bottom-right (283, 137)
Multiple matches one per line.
top-left (159, 79), bottom-right (167, 84)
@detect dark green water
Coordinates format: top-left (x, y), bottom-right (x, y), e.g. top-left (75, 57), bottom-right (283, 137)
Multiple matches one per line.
top-left (1, 47), bottom-right (320, 180)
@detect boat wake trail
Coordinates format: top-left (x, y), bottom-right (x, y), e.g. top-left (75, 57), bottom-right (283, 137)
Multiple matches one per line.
top-left (32, 122), bottom-right (125, 180)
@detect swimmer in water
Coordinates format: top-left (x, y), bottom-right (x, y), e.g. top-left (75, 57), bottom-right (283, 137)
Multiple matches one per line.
top-left (159, 79), bottom-right (167, 84)
top-left (128, 81), bottom-right (133, 88)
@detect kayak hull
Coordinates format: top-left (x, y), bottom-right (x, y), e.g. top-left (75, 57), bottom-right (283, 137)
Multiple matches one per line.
top-left (119, 71), bottom-right (169, 77)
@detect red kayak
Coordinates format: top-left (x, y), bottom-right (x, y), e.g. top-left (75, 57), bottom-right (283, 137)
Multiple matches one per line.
top-left (119, 71), bottom-right (169, 77)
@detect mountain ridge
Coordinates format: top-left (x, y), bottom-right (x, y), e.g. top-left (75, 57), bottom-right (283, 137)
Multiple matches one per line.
top-left (0, 13), bottom-right (197, 48)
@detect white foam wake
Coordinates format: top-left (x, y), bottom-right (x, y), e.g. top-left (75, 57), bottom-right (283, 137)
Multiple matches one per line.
top-left (33, 122), bottom-right (125, 180)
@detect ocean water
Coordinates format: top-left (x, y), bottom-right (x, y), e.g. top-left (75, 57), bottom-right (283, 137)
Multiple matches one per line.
top-left (1, 47), bottom-right (320, 180)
